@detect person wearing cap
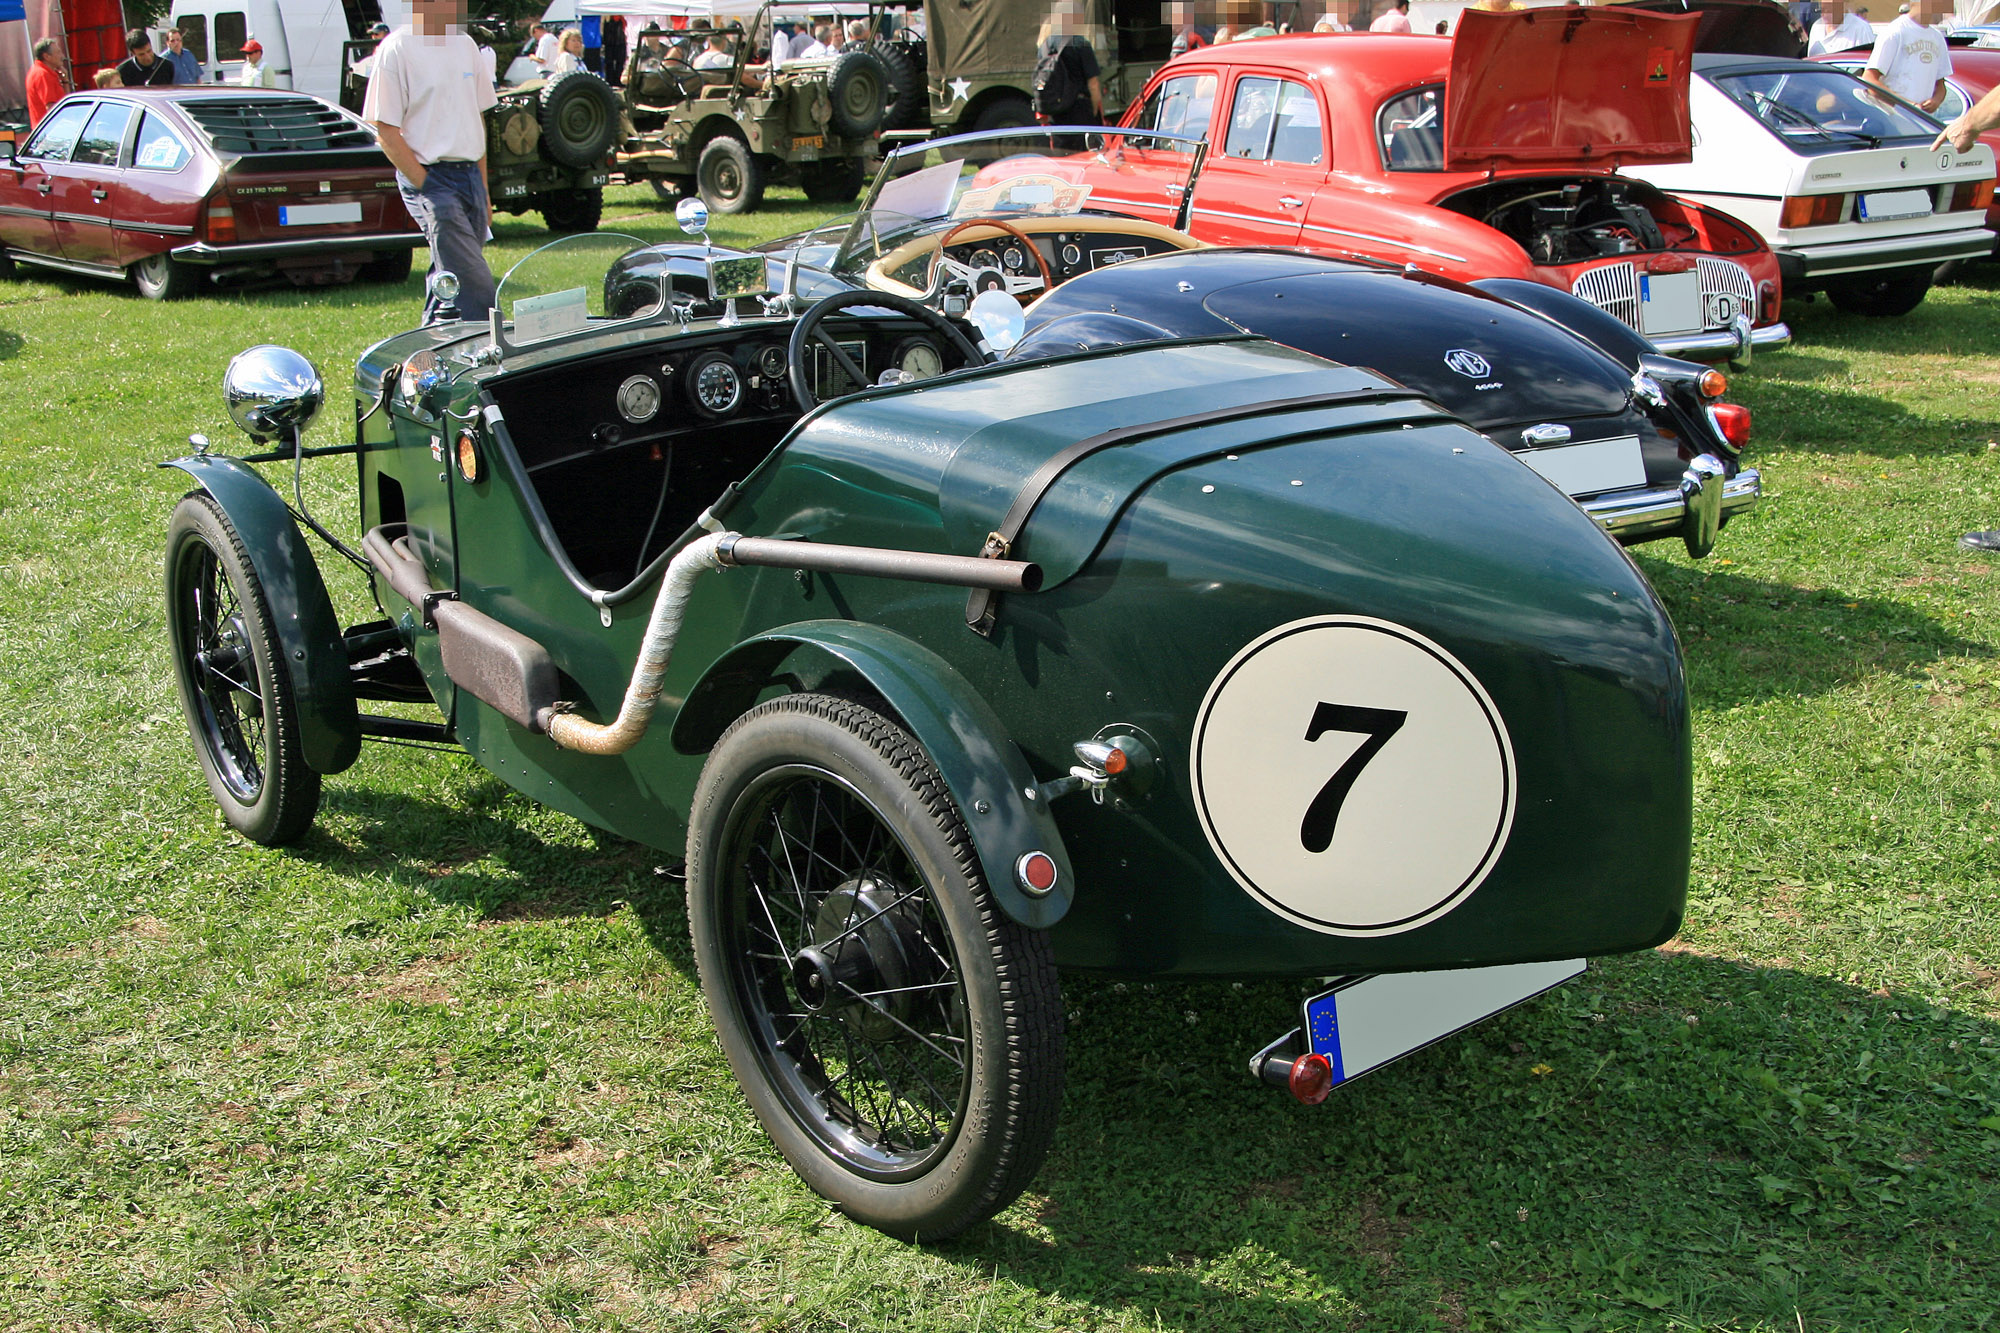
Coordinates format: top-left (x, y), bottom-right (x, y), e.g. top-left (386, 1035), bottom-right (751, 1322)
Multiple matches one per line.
top-left (364, 0), bottom-right (500, 323)
top-left (238, 38), bottom-right (276, 86)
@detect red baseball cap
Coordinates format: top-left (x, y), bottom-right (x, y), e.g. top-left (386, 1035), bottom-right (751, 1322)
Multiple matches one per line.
top-left (242, 38), bottom-right (263, 53)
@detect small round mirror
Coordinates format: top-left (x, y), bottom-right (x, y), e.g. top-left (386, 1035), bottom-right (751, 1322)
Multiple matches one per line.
top-left (427, 269), bottom-right (461, 308)
top-left (676, 196), bottom-right (710, 238)
top-left (967, 289), bottom-right (1025, 354)
top-left (224, 345), bottom-right (324, 442)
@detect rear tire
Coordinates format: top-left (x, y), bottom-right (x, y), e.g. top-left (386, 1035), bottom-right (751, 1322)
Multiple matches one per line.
top-left (165, 493), bottom-right (321, 845)
top-left (800, 157), bottom-right (865, 204)
top-left (698, 135), bottom-right (765, 214)
top-left (540, 188), bottom-right (604, 233)
top-left (968, 93), bottom-right (1033, 135)
top-left (132, 251), bottom-right (200, 300)
top-left (1825, 268), bottom-right (1932, 317)
top-left (359, 248), bottom-right (414, 284)
top-left (687, 694), bottom-right (1063, 1242)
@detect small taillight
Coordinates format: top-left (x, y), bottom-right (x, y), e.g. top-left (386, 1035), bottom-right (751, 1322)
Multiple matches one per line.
top-left (1758, 279), bottom-right (1781, 324)
top-left (1951, 178), bottom-right (1995, 212)
top-left (1709, 402), bottom-right (1752, 451)
top-left (1287, 1053), bottom-right (1334, 1105)
top-left (203, 197), bottom-right (237, 243)
top-left (1015, 850), bottom-right (1059, 897)
top-left (1780, 193), bottom-right (1844, 229)
top-left (456, 429), bottom-right (481, 483)
top-left (1697, 369), bottom-right (1728, 399)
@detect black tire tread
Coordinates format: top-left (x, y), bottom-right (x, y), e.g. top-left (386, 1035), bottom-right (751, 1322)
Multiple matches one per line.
top-left (538, 69), bottom-right (621, 168)
top-left (166, 492), bottom-right (321, 845)
top-left (692, 693), bottom-right (1062, 1240)
top-left (539, 187), bottom-right (604, 234)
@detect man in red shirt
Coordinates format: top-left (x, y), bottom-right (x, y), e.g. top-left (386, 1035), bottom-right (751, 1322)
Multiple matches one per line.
top-left (26, 39), bottom-right (68, 128)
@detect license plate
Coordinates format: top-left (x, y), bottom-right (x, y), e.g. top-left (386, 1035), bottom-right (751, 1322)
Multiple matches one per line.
top-left (794, 134), bottom-right (824, 150)
top-left (278, 201), bottom-right (362, 226)
top-left (1302, 959), bottom-right (1584, 1088)
top-left (499, 182), bottom-right (528, 198)
top-left (1517, 434), bottom-right (1646, 498)
top-left (1859, 188), bottom-right (1932, 221)
top-left (584, 172), bottom-right (609, 187)
top-left (1638, 269), bottom-right (1701, 336)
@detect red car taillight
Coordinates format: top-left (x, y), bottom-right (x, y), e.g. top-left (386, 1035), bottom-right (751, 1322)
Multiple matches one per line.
top-left (1950, 179), bottom-right (1995, 213)
top-left (201, 197), bottom-right (237, 244)
top-left (1780, 193), bottom-right (1845, 228)
top-left (1708, 403), bottom-right (1752, 452)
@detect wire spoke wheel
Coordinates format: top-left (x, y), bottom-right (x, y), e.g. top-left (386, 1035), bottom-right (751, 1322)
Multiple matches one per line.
top-left (688, 694), bottom-right (1062, 1240)
top-left (165, 493), bottom-right (319, 845)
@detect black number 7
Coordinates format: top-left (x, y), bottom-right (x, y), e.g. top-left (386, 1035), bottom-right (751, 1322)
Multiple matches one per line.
top-left (1300, 703), bottom-right (1408, 853)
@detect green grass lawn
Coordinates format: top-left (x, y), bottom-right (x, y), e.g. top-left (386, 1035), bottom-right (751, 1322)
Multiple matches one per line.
top-left (0, 185), bottom-right (1996, 1331)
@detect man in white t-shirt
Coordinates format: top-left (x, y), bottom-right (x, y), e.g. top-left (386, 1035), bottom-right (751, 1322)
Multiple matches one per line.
top-left (1865, 0), bottom-right (1952, 111)
top-left (532, 23), bottom-right (560, 72)
top-left (1808, 0), bottom-right (1875, 53)
top-left (364, 0), bottom-right (500, 322)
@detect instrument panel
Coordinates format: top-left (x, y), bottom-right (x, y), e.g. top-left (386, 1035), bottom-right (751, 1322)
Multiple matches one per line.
top-left (941, 229), bottom-right (1181, 288)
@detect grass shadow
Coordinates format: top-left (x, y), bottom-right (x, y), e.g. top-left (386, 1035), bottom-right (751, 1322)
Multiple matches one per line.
top-left (0, 327), bottom-right (20, 360)
top-left (1636, 557), bottom-right (1993, 705)
top-left (937, 951), bottom-right (2000, 1331)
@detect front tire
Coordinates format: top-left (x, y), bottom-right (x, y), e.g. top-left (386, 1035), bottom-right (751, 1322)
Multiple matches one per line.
top-left (165, 493), bottom-right (320, 845)
top-left (1825, 267), bottom-right (1932, 317)
top-left (687, 695), bottom-right (1063, 1241)
top-left (799, 157), bottom-right (865, 204)
top-left (697, 134), bottom-right (765, 214)
top-left (132, 251), bottom-right (200, 300)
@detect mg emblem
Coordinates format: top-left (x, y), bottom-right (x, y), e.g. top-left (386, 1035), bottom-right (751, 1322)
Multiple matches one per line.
top-left (1444, 349), bottom-right (1492, 379)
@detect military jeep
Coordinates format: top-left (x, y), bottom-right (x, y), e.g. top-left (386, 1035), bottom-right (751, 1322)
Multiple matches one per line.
top-left (340, 40), bottom-right (619, 234)
top-left (616, 5), bottom-right (886, 214)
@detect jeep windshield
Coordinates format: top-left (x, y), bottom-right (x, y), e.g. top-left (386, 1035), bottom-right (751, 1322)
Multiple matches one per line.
top-left (821, 127), bottom-right (1207, 279)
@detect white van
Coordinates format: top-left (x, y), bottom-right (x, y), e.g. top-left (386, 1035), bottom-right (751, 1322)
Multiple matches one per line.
top-left (166, 0), bottom-right (411, 103)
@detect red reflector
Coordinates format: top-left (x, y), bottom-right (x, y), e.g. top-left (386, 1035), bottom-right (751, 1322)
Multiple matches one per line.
top-left (1288, 1052), bottom-right (1334, 1105)
top-left (1016, 851), bottom-right (1058, 896)
top-left (1758, 280), bottom-right (1781, 324)
top-left (1779, 194), bottom-right (1843, 229)
top-left (1641, 253), bottom-right (1696, 275)
top-left (1710, 403), bottom-right (1752, 450)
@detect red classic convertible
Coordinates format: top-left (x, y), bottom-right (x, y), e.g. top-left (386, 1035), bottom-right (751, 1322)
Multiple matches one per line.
top-left (1098, 6), bottom-right (1790, 362)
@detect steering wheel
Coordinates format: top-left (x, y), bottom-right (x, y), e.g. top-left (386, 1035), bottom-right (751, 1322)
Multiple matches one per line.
top-left (788, 289), bottom-right (990, 412)
top-left (928, 218), bottom-right (1057, 305)
top-left (633, 56), bottom-right (700, 106)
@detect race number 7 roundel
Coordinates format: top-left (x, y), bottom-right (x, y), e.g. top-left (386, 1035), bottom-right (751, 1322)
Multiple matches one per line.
top-left (1190, 616), bottom-right (1516, 937)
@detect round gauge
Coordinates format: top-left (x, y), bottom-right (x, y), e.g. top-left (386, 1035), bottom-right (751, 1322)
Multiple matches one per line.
top-left (758, 345), bottom-right (788, 381)
top-left (1061, 243), bottom-right (1081, 266)
top-left (688, 352), bottom-right (743, 418)
top-left (616, 374), bottom-right (661, 424)
top-left (969, 249), bottom-right (1000, 272)
top-left (1002, 246), bottom-right (1026, 272)
top-left (895, 338), bottom-right (944, 381)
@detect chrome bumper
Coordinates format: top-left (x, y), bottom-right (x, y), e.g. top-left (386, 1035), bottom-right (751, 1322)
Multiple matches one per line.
top-left (1579, 456), bottom-right (1761, 558)
top-left (1650, 315), bottom-right (1791, 364)
top-left (170, 231), bottom-right (424, 265)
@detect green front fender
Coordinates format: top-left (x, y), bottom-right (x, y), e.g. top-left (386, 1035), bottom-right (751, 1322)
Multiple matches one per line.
top-left (162, 455), bottom-right (361, 776)
top-left (671, 620), bottom-right (1074, 930)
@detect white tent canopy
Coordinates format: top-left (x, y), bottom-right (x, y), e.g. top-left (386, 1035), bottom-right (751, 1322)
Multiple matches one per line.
top-left (571, 0), bottom-right (767, 17)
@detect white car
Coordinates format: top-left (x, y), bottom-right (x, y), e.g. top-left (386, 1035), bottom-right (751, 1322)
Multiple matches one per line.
top-left (1626, 54), bottom-right (1997, 316)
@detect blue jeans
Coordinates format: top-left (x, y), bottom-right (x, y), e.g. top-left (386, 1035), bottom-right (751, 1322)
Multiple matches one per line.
top-left (398, 161), bottom-right (496, 325)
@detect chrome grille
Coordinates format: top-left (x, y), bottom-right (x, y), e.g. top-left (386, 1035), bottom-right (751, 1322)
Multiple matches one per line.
top-left (1572, 261), bottom-right (1638, 329)
top-left (1696, 256), bottom-right (1756, 328)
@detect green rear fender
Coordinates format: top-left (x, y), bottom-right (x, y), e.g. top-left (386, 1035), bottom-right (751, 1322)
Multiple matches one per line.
top-left (672, 620), bottom-right (1074, 930)
top-left (162, 455), bottom-right (362, 776)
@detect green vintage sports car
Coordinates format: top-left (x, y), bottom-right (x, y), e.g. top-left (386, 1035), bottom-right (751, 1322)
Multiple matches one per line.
top-left (161, 225), bottom-right (1689, 1240)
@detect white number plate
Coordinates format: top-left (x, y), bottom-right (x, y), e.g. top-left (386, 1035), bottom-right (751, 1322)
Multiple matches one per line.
top-left (1303, 960), bottom-right (1586, 1086)
top-left (278, 201), bottom-right (362, 226)
top-left (1638, 270), bottom-right (1701, 336)
top-left (1858, 188), bottom-right (1932, 221)
top-left (1517, 434), bottom-right (1645, 498)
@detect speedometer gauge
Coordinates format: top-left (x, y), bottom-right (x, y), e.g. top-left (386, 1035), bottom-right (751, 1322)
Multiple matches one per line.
top-left (1002, 246), bottom-right (1026, 272)
top-left (687, 352), bottom-right (743, 418)
top-left (894, 338), bottom-right (944, 381)
top-left (969, 249), bottom-right (1000, 272)
top-left (616, 374), bottom-right (661, 423)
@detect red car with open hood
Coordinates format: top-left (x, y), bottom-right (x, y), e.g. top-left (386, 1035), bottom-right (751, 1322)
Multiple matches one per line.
top-left (1096, 6), bottom-right (1789, 362)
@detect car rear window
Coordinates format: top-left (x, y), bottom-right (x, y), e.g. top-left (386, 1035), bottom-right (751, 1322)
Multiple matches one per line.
top-left (177, 97), bottom-right (376, 154)
top-left (1711, 68), bottom-right (1940, 143)
top-left (1378, 85), bottom-right (1443, 171)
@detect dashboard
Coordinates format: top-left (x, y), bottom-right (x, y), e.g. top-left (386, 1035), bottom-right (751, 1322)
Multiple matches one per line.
top-left (869, 217), bottom-right (1202, 300)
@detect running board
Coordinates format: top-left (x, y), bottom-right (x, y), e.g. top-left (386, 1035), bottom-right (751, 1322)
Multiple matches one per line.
top-left (358, 713), bottom-right (453, 744)
top-left (5, 249), bottom-right (124, 279)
